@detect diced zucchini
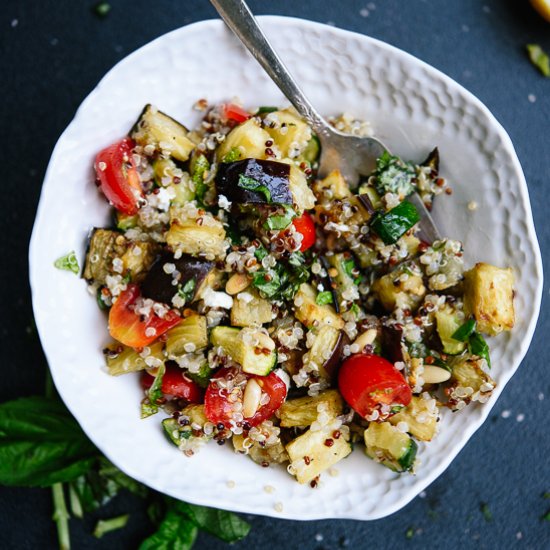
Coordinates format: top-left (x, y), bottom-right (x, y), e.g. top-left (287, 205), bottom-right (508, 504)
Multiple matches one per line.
top-left (364, 422), bottom-right (417, 472)
top-left (115, 213), bottom-right (139, 231)
top-left (162, 404), bottom-right (213, 447)
top-left (389, 395), bottom-right (439, 441)
top-left (294, 283), bottom-right (344, 329)
top-left (264, 109), bottom-right (312, 158)
top-left (166, 205), bottom-right (227, 261)
top-left (217, 118), bottom-right (271, 160)
top-left (449, 355), bottom-right (496, 394)
top-left (83, 229), bottom-right (126, 284)
top-left (435, 305), bottom-right (467, 355)
top-left (231, 289), bottom-right (273, 327)
top-left (463, 263), bottom-right (515, 336)
top-left (210, 326), bottom-right (277, 375)
top-left (165, 315), bottom-right (208, 357)
top-left (313, 170), bottom-right (351, 201)
top-left (372, 263), bottom-right (426, 312)
top-left (131, 104), bottom-right (196, 162)
top-left (232, 433), bottom-right (288, 465)
top-left (326, 253), bottom-right (360, 311)
top-left (105, 341), bottom-right (165, 376)
top-left (306, 325), bottom-right (342, 379)
top-left (419, 239), bottom-right (465, 291)
top-left (286, 426), bottom-right (352, 484)
top-left (357, 183), bottom-right (383, 210)
top-left (279, 389), bottom-right (343, 428)
top-left (153, 158), bottom-right (195, 204)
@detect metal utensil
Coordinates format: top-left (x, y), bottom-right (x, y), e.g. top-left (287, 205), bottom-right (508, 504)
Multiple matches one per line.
top-left (210, 0), bottom-right (441, 240)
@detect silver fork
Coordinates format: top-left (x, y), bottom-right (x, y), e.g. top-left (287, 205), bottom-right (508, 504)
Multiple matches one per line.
top-left (210, 0), bottom-right (441, 243)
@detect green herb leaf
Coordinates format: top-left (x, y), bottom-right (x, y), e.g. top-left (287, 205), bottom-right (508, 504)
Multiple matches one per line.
top-left (0, 397), bottom-right (97, 487)
top-left (187, 362), bottom-right (213, 388)
top-left (139, 509), bottom-right (198, 550)
top-left (97, 457), bottom-right (148, 498)
top-left (254, 244), bottom-right (268, 261)
top-left (451, 318), bottom-right (477, 342)
top-left (480, 502), bottom-right (492, 522)
top-left (252, 269), bottom-right (282, 298)
top-left (374, 151), bottom-right (416, 197)
top-left (264, 207), bottom-right (296, 231)
top-left (350, 303), bottom-right (360, 317)
top-left (256, 106), bottom-right (278, 114)
top-left (93, 2), bottom-right (111, 18)
top-left (191, 155), bottom-right (210, 203)
top-left (405, 526), bottom-right (415, 539)
top-left (221, 147), bottom-right (242, 163)
top-left (141, 364), bottom-right (166, 418)
top-left (178, 278), bottom-right (196, 303)
top-left (543, 510), bottom-right (550, 522)
top-left (238, 175), bottom-right (272, 203)
top-left (371, 201), bottom-right (420, 244)
top-left (173, 502), bottom-right (251, 543)
top-left (94, 514), bottom-right (130, 539)
top-left (54, 251), bottom-right (80, 275)
top-left (316, 291), bottom-right (333, 305)
top-left (527, 44), bottom-right (550, 77)
top-left (469, 332), bottom-right (491, 368)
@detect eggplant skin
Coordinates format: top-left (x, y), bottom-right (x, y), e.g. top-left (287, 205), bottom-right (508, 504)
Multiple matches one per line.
top-left (322, 331), bottom-right (349, 380)
top-left (215, 158), bottom-right (293, 205)
top-left (141, 252), bottom-right (214, 305)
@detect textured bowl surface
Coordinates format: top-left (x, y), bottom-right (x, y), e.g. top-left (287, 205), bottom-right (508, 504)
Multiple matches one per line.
top-left (29, 17), bottom-right (543, 520)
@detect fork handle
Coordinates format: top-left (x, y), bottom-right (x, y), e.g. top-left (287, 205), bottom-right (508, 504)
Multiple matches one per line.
top-left (210, 0), bottom-right (333, 137)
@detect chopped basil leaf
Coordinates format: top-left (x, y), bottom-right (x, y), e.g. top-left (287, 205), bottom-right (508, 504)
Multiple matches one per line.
top-left (350, 303), bottom-right (360, 317)
top-left (468, 332), bottom-right (491, 368)
top-left (251, 254), bottom-right (309, 301)
top-left (316, 291), bottom-right (333, 305)
top-left (252, 270), bottom-right (282, 298)
top-left (141, 364), bottom-right (166, 418)
top-left (222, 147), bottom-right (241, 163)
top-left (257, 106), bottom-right (278, 114)
top-left (452, 318), bottom-right (477, 342)
top-left (54, 251), bottom-right (80, 275)
top-left (93, 514), bottom-right (130, 539)
top-left (264, 207), bottom-right (296, 231)
top-left (527, 44), bottom-right (550, 77)
top-left (254, 244), bottom-right (268, 261)
top-left (178, 278), bottom-right (196, 302)
top-left (191, 155), bottom-right (210, 203)
top-left (374, 151), bottom-right (416, 197)
top-left (371, 201), bottom-right (420, 244)
top-left (237, 175), bottom-right (272, 203)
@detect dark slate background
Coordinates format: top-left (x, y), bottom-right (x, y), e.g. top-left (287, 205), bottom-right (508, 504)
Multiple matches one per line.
top-left (2, 0), bottom-right (549, 548)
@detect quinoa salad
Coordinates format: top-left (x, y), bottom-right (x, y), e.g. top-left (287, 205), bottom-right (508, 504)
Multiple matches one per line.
top-left (82, 100), bottom-right (515, 485)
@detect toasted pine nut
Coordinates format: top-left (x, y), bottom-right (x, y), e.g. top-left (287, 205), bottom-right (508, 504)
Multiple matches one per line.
top-left (423, 365), bottom-right (451, 384)
top-left (242, 378), bottom-right (262, 418)
top-left (352, 328), bottom-right (377, 351)
top-left (225, 273), bottom-right (251, 295)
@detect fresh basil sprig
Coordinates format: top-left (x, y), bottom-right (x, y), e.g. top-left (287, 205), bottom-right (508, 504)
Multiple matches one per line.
top-left (238, 174), bottom-right (272, 203)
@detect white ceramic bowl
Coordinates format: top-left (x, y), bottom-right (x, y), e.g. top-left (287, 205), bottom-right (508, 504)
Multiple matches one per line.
top-left (29, 17), bottom-right (543, 520)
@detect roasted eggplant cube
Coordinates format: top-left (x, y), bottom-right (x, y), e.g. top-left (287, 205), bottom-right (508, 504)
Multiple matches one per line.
top-left (293, 283), bottom-right (344, 330)
top-left (279, 389), bottom-right (344, 428)
top-left (120, 241), bottom-right (158, 282)
top-left (141, 252), bottom-right (215, 306)
top-left (313, 169), bottom-right (351, 201)
top-left (263, 108), bottom-right (312, 159)
top-left (131, 104), bottom-right (196, 162)
top-left (305, 325), bottom-right (345, 380)
top-left (230, 289), bottom-right (273, 327)
top-left (166, 206), bottom-right (227, 261)
top-left (372, 264), bottom-right (426, 312)
top-left (286, 427), bottom-right (352, 484)
top-left (232, 433), bottom-right (288, 466)
top-left (210, 326), bottom-right (277, 375)
top-left (389, 395), bottom-right (439, 441)
top-left (447, 355), bottom-right (496, 409)
top-left (364, 421), bottom-right (417, 472)
top-left (83, 229), bottom-right (126, 284)
top-left (217, 118), bottom-right (272, 160)
top-left (463, 263), bottom-right (515, 336)
top-left (216, 158), bottom-right (293, 205)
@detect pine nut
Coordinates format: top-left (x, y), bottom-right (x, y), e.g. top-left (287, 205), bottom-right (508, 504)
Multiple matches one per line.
top-left (423, 365), bottom-right (451, 384)
top-left (225, 273), bottom-right (250, 295)
top-left (242, 378), bottom-right (262, 418)
top-left (352, 328), bottom-right (377, 351)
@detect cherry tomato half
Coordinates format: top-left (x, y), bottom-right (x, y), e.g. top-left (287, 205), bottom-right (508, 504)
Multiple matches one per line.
top-left (109, 284), bottom-right (181, 348)
top-left (338, 354), bottom-right (412, 419)
top-left (222, 103), bottom-right (251, 125)
top-left (141, 366), bottom-right (203, 403)
top-left (94, 137), bottom-right (143, 215)
top-left (204, 368), bottom-right (287, 428)
top-left (293, 211), bottom-right (316, 251)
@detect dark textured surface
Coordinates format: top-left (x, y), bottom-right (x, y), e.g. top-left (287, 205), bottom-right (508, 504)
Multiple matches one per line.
top-left (2, 0), bottom-right (549, 548)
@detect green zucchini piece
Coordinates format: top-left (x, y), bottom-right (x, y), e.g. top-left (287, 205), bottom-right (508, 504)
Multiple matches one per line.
top-left (326, 253), bottom-right (361, 311)
top-left (301, 135), bottom-right (320, 164)
top-left (364, 422), bottom-right (417, 472)
top-left (115, 213), bottom-right (139, 231)
top-left (371, 201), bottom-right (420, 245)
top-left (105, 341), bottom-right (165, 376)
top-left (162, 417), bottom-right (189, 446)
top-left (435, 306), bottom-right (467, 355)
top-left (210, 326), bottom-right (277, 375)
top-left (131, 104), bottom-right (195, 162)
